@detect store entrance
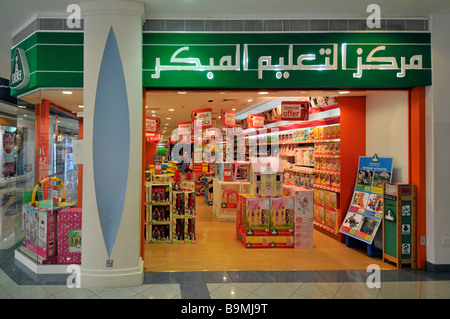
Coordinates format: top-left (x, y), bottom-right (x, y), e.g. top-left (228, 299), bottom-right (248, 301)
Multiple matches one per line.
top-left (141, 89), bottom-right (413, 272)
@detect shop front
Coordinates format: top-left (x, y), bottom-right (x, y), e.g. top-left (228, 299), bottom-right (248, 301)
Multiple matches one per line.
top-left (6, 5), bottom-right (431, 288)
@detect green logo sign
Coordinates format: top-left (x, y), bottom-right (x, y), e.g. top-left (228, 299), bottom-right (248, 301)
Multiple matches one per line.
top-left (10, 48), bottom-right (30, 89)
top-left (143, 33), bottom-right (431, 89)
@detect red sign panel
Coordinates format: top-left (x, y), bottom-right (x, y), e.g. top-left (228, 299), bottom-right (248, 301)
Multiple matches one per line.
top-left (221, 110), bottom-right (235, 128)
top-left (145, 117), bottom-right (160, 135)
top-left (247, 114), bottom-right (265, 128)
top-left (191, 108), bottom-right (213, 129)
top-left (281, 101), bottom-right (309, 121)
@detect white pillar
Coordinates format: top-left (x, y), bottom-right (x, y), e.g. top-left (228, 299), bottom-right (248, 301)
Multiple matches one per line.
top-left (80, 0), bottom-right (145, 288)
top-left (426, 14), bottom-right (450, 269)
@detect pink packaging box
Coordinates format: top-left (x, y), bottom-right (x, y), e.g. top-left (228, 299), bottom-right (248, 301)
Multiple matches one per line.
top-left (294, 221), bottom-right (314, 232)
top-left (294, 238), bottom-right (314, 248)
top-left (57, 207), bottom-right (82, 264)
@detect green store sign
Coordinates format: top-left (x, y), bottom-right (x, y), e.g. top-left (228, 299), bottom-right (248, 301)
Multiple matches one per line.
top-left (10, 31), bottom-right (431, 97)
top-left (143, 32), bottom-right (431, 89)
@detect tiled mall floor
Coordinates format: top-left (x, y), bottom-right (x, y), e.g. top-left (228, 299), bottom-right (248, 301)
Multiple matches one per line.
top-left (1, 244), bottom-right (450, 299)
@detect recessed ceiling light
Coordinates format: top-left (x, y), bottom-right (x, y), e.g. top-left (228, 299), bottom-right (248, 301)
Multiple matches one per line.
top-left (166, 117), bottom-right (171, 120)
top-left (339, 91), bottom-right (350, 94)
top-left (247, 99), bottom-right (253, 102)
top-left (164, 123), bottom-right (169, 126)
top-left (169, 109), bottom-right (174, 111)
top-left (78, 105), bottom-right (84, 108)
top-left (178, 91), bottom-right (187, 94)
top-left (62, 91), bottom-right (72, 95)
top-left (145, 105), bottom-right (148, 108)
top-left (258, 91), bottom-right (269, 95)
top-left (218, 116), bottom-right (221, 119)
top-left (151, 110), bottom-right (155, 113)
top-left (152, 114), bottom-right (155, 117)
top-left (18, 105), bottom-right (26, 108)
top-left (232, 108), bottom-right (236, 111)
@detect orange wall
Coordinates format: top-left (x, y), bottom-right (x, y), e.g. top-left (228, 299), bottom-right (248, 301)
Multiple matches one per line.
top-left (145, 141), bottom-right (157, 166)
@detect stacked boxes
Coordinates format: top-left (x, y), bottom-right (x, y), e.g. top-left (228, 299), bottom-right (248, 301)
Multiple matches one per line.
top-left (313, 188), bottom-right (340, 233)
top-left (284, 185), bottom-right (314, 248)
top-left (145, 182), bottom-right (196, 245)
top-left (236, 194), bottom-right (295, 248)
top-left (57, 207), bottom-right (82, 264)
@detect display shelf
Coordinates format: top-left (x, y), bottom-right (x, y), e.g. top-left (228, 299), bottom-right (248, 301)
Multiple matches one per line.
top-left (313, 184), bottom-right (340, 193)
top-left (314, 154), bottom-right (340, 159)
top-left (314, 169), bottom-right (340, 176)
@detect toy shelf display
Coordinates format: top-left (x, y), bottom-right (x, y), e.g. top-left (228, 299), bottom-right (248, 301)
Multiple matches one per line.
top-left (145, 180), bottom-right (197, 244)
top-left (248, 97), bottom-right (367, 241)
top-left (276, 124), bottom-right (341, 237)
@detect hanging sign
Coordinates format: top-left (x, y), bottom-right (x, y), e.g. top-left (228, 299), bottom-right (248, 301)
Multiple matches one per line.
top-left (281, 101), bottom-right (309, 121)
top-left (339, 154), bottom-right (393, 244)
top-left (146, 133), bottom-right (161, 143)
top-left (247, 114), bottom-right (265, 128)
top-left (145, 117), bottom-right (160, 135)
top-left (191, 108), bottom-right (213, 129)
top-left (178, 122), bottom-right (191, 132)
top-left (10, 48), bottom-right (30, 90)
top-left (221, 110), bottom-right (235, 128)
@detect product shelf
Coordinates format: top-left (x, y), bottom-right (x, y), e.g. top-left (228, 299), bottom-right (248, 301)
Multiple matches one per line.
top-left (313, 184), bottom-right (341, 193)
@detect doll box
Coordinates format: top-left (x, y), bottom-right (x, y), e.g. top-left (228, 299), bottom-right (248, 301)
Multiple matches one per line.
top-left (283, 185), bottom-right (313, 218)
top-left (57, 207), bottom-right (82, 264)
top-left (184, 218), bottom-right (196, 244)
top-left (269, 197), bottom-right (294, 236)
top-left (22, 207), bottom-right (58, 264)
top-left (172, 217), bottom-right (185, 244)
top-left (238, 194), bottom-right (271, 236)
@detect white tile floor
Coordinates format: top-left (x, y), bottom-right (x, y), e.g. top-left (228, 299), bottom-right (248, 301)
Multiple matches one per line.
top-left (0, 268), bottom-right (181, 299)
top-left (1, 267), bottom-right (450, 299)
top-left (207, 281), bottom-right (450, 299)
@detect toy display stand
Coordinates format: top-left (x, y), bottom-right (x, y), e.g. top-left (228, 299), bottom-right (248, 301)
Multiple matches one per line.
top-left (382, 183), bottom-right (416, 268)
top-left (16, 178), bottom-right (76, 273)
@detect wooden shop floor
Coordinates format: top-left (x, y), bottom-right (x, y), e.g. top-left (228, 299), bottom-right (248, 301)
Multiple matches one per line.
top-left (143, 199), bottom-right (396, 273)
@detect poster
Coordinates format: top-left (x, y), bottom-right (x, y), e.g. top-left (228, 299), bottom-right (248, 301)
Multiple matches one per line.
top-left (339, 154), bottom-right (393, 244)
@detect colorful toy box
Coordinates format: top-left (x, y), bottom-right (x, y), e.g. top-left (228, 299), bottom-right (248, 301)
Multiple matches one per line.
top-left (269, 196), bottom-right (294, 236)
top-left (57, 207), bottom-right (82, 264)
top-left (184, 218), bottom-right (196, 244)
top-left (149, 224), bottom-right (171, 243)
top-left (172, 191), bottom-right (185, 217)
top-left (237, 194), bottom-right (271, 236)
top-left (21, 208), bottom-right (58, 264)
top-left (172, 217), bottom-right (185, 244)
top-left (184, 191), bottom-right (196, 217)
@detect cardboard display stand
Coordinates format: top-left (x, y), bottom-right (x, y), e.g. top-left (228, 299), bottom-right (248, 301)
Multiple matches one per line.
top-left (383, 183), bottom-right (416, 268)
